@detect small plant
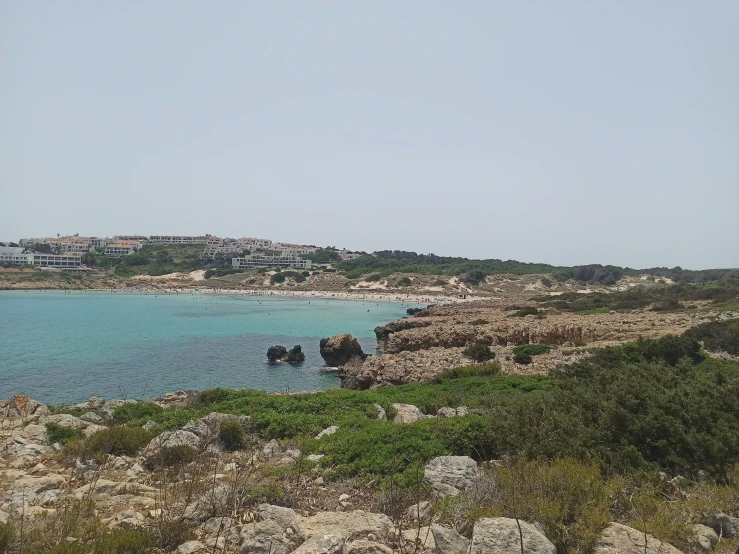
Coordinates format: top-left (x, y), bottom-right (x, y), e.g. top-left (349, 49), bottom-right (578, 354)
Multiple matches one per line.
top-left (0, 522), bottom-right (14, 552)
top-left (513, 353), bottom-right (532, 365)
top-left (470, 318), bottom-right (489, 325)
top-left (512, 344), bottom-right (552, 357)
top-left (510, 306), bottom-right (541, 317)
top-left (79, 426), bottom-right (151, 459)
top-left (270, 273), bottom-right (286, 284)
top-left (541, 277), bottom-right (553, 287)
top-left (46, 422), bottom-right (84, 445)
top-left (462, 342), bottom-right (496, 363)
top-left (143, 445), bottom-right (200, 470)
top-left (366, 273), bottom-right (382, 282)
top-left (200, 388), bottom-right (227, 405)
top-left (219, 420), bottom-right (246, 451)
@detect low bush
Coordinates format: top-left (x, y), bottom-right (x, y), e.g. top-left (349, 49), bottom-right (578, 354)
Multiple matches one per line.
top-left (459, 270), bottom-right (486, 285)
top-left (509, 306), bottom-right (541, 317)
top-left (143, 445), bottom-right (200, 470)
top-left (219, 420), bottom-right (247, 451)
top-left (512, 344), bottom-right (552, 357)
top-left (437, 362), bottom-right (501, 380)
top-left (270, 273), bottom-right (286, 284)
top-left (396, 277), bottom-right (412, 287)
top-left (113, 402), bottom-right (163, 423)
top-left (684, 318), bottom-right (739, 355)
top-left (81, 426), bottom-right (151, 459)
top-left (462, 342), bottom-right (496, 363)
top-left (46, 422), bottom-right (84, 445)
top-left (0, 522), bottom-right (14, 552)
top-left (513, 353), bottom-right (532, 364)
top-left (470, 318), bottom-right (489, 325)
top-left (366, 273), bottom-right (382, 282)
top-left (540, 277), bottom-right (553, 287)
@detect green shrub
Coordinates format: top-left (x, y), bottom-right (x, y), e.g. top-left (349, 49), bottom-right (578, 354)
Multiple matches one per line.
top-left (513, 353), bottom-right (532, 364)
top-left (434, 279), bottom-right (447, 286)
top-left (437, 362), bottom-right (501, 380)
top-left (81, 426), bottom-right (151, 459)
top-left (618, 335), bottom-right (704, 366)
top-left (200, 388), bottom-right (229, 405)
top-left (462, 342), bottom-right (496, 363)
top-left (219, 420), bottom-right (246, 451)
top-left (684, 319), bottom-right (739, 355)
top-left (509, 306), bottom-right (541, 317)
top-left (143, 445), bottom-right (200, 470)
top-left (0, 522), bottom-right (14, 552)
top-left (512, 344), bottom-right (552, 357)
top-left (112, 402), bottom-right (163, 423)
top-left (270, 273), bottom-right (286, 284)
top-left (93, 528), bottom-right (154, 554)
top-left (46, 422), bottom-right (84, 445)
top-left (459, 270), bottom-right (486, 285)
top-left (541, 277), bottom-right (553, 287)
top-left (470, 318), bottom-right (489, 325)
top-left (366, 273), bottom-right (382, 282)
top-left (396, 277), bottom-right (412, 287)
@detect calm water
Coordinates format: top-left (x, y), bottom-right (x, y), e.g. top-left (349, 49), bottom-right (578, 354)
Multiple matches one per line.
top-left (0, 291), bottom-right (418, 404)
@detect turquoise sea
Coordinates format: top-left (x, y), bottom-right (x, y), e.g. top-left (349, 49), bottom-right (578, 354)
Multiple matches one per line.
top-left (0, 291), bottom-right (419, 404)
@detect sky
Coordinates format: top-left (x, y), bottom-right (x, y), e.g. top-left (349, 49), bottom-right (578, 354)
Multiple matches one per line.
top-left (1, 2), bottom-right (737, 270)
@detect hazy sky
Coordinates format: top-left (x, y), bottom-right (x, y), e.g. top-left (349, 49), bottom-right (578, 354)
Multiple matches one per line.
top-left (1, 2), bottom-right (737, 269)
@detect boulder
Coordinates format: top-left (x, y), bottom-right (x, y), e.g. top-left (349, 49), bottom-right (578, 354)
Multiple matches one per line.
top-left (346, 540), bottom-right (393, 554)
top-left (100, 399), bottom-right (139, 421)
top-left (285, 345), bottom-right (306, 363)
top-left (320, 334), bottom-right (366, 367)
top-left (430, 524), bottom-right (470, 554)
top-left (181, 412), bottom-right (251, 449)
top-left (291, 533), bottom-right (345, 554)
top-left (424, 456), bottom-right (479, 495)
top-left (80, 412), bottom-right (104, 424)
top-left (594, 522), bottom-right (684, 554)
top-left (315, 426), bottom-right (339, 440)
top-left (146, 430), bottom-right (202, 453)
top-left (239, 519), bottom-right (300, 554)
top-left (257, 504), bottom-right (301, 531)
top-left (401, 526), bottom-right (436, 551)
top-left (437, 407), bottom-right (470, 418)
top-left (374, 405), bottom-right (387, 421)
top-left (702, 513), bottom-right (739, 538)
top-left (184, 484), bottom-right (236, 521)
top-left (299, 510), bottom-right (393, 544)
top-left (689, 524), bottom-right (718, 554)
top-left (177, 541), bottom-right (206, 553)
top-left (267, 345), bottom-right (288, 362)
top-left (392, 404), bottom-right (427, 425)
top-left (471, 517), bottom-right (556, 554)
top-left (262, 439), bottom-right (280, 459)
top-left (404, 501), bottom-right (433, 524)
top-left (4, 395), bottom-right (51, 418)
top-left (1, 424), bottom-right (49, 460)
top-left (74, 397), bottom-right (105, 411)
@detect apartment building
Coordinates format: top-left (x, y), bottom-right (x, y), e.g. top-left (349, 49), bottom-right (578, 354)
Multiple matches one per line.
top-left (275, 243), bottom-right (318, 256)
top-left (231, 253), bottom-right (312, 270)
top-left (104, 241), bottom-right (142, 256)
top-left (0, 246), bottom-right (32, 266)
top-left (0, 246), bottom-right (81, 268)
top-left (114, 235), bottom-right (149, 243)
top-left (148, 235), bottom-right (209, 244)
top-left (338, 249), bottom-right (361, 260)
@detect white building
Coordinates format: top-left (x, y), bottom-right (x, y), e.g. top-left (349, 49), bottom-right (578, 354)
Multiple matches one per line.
top-left (232, 254), bottom-right (312, 270)
top-left (104, 241), bottom-right (142, 256)
top-left (0, 246), bottom-right (81, 268)
top-left (149, 235), bottom-right (209, 244)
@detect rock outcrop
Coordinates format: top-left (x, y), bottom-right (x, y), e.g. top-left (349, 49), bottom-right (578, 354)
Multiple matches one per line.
top-left (594, 522), bottom-right (684, 554)
top-left (320, 334), bottom-right (367, 367)
top-left (424, 456), bottom-right (479, 495)
top-left (267, 345), bottom-right (306, 363)
top-left (470, 517), bottom-right (556, 554)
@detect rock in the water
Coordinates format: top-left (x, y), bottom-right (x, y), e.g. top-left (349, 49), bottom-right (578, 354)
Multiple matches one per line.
top-left (594, 522), bottom-right (684, 554)
top-left (430, 524), bottom-right (470, 554)
top-left (267, 345), bottom-right (288, 362)
top-left (471, 517), bottom-right (556, 554)
top-left (285, 345), bottom-right (305, 363)
top-left (320, 334), bottom-right (366, 367)
top-left (424, 456), bottom-right (479, 495)
top-left (392, 404), bottom-right (428, 424)
top-left (702, 513), bottom-right (739, 538)
top-left (291, 533), bottom-right (345, 554)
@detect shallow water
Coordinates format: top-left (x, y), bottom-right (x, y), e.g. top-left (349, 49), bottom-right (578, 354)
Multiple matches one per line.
top-left (0, 291), bottom-right (419, 404)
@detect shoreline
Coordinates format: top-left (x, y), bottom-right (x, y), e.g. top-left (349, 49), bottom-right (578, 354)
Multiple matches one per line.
top-left (0, 286), bottom-right (484, 304)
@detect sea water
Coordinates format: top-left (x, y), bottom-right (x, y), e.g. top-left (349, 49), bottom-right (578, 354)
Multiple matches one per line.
top-left (0, 291), bottom-right (419, 404)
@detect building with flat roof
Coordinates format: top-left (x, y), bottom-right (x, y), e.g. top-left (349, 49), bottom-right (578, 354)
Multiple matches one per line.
top-left (0, 246), bottom-right (82, 268)
top-left (232, 253), bottom-right (311, 270)
top-left (149, 235), bottom-right (209, 244)
top-left (104, 241), bottom-right (142, 256)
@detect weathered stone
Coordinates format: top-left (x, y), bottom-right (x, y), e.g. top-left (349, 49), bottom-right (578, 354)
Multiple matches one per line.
top-left (146, 430), bottom-right (202, 453)
top-left (299, 510), bottom-right (393, 544)
top-left (292, 533), bottom-right (345, 554)
top-left (392, 404), bottom-right (427, 424)
top-left (307, 454), bottom-right (324, 463)
top-left (471, 517), bottom-right (556, 554)
top-left (374, 405), bottom-right (387, 421)
top-left (402, 526), bottom-right (436, 551)
top-left (177, 540), bottom-right (206, 553)
top-left (430, 524), bottom-right (470, 554)
top-left (239, 519), bottom-right (299, 554)
top-left (689, 524), bottom-right (718, 554)
top-left (315, 426), bottom-right (339, 440)
top-left (262, 439), bottom-right (280, 459)
top-left (285, 345), bottom-right (306, 363)
top-left (320, 334), bottom-right (366, 367)
top-left (424, 456), bottom-right (478, 495)
top-left (346, 539), bottom-right (393, 554)
top-left (184, 484), bottom-right (235, 521)
top-left (593, 522), bottom-right (684, 554)
top-left (404, 501), bottom-right (433, 524)
top-left (702, 513), bottom-right (739, 538)
top-left (257, 504), bottom-right (301, 531)
top-left (80, 412), bottom-right (104, 424)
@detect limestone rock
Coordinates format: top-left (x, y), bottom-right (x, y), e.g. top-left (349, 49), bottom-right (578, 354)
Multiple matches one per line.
top-left (239, 519), bottom-right (299, 554)
top-left (5, 395), bottom-right (51, 418)
top-left (146, 430), bottom-right (202, 454)
top-left (80, 412), bottom-right (104, 424)
top-left (689, 524), bottom-right (718, 554)
top-left (181, 412), bottom-right (250, 449)
top-left (262, 439), bottom-right (280, 459)
top-left (315, 426), bottom-right (339, 439)
top-left (471, 517), bottom-right (556, 554)
top-left (401, 526), bottom-right (436, 551)
top-left (594, 522), bottom-right (684, 554)
top-left (392, 404), bottom-right (427, 424)
top-left (437, 406), bottom-right (469, 418)
top-left (374, 404), bottom-right (387, 421)
top-left (299, 510), bottom-right (393, 544)
top-left (346, 539), bottom-right (393, 554)
top-left (100, 399), bottom-right (139, 421)
top-left (291, 532), bottom-right (345, 554)
top-left (424, 456), bottom-right (478, 495)
top-left (404, 501), bottom-right (433, 524)
top-left (320, 334), bottom-right (366, 367)
top-left (702, 513), bottom-right (739, 538)
top-left (430, 524), bottom-right (470, 554)
top-left (184, 484), bottom-right (236, 521)
top-left (285, 345), bottom-right (306, 363)
top-left (177, 541), bottom-right (206, 553)
top-left (257, 503), bottom-right (301, 531)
